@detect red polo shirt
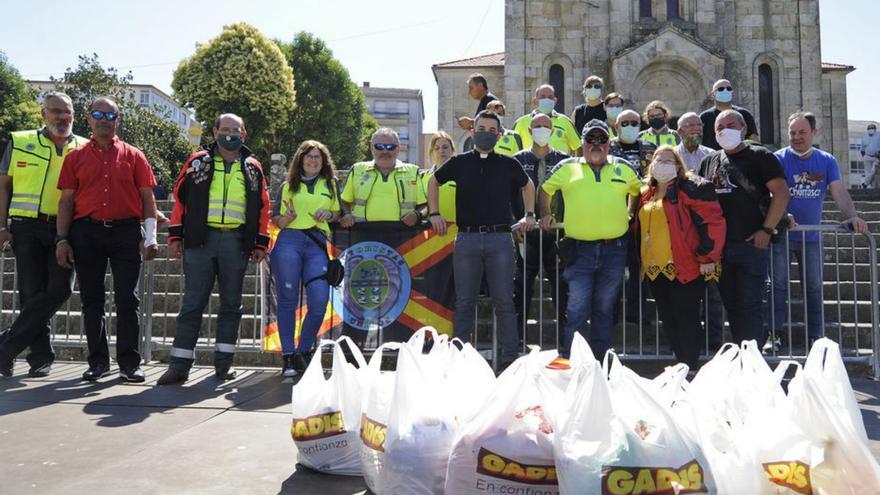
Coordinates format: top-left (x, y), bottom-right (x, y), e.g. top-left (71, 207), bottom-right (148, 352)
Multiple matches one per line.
top-left (58, 135), bottom-right (157, 220)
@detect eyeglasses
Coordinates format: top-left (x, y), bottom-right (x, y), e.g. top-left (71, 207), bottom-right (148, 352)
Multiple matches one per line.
top-left (716, 86), bottom-right (733, 92)
top-left (373, 143), bottom-right (398, 151)
top-left (584, 84), bottom-right (602, 90)
top-left (304, 153), bottom-right (323, 160)
top-left (620, 121), bottom-right (640, 128)
top-left (584, 134), bottom-right (609, 145)
top-left (90, 110), bottom-right (118, 121)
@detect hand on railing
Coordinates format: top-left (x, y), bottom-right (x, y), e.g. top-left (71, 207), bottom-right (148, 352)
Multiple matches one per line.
top-left (539, 214), bottom-right (555, 231)
top-left (843, 216), bottom-right (868, 234)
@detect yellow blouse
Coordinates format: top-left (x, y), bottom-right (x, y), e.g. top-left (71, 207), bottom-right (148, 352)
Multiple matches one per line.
top-left (639, 198), bottom-right (676, 281)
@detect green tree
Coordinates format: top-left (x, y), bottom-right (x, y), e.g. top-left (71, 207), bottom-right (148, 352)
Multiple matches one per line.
top-left (0, 51), bottom-right (42, 152)
top-left (48, 53), bottom-right (193, 190)
top-left (275, 32), bottom-right (374, 169)
top-left (172, 23), bottom-right (296, 160)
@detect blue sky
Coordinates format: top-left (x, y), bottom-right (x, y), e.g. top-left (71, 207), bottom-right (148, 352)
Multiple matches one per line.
top-left (1, 0), bottom-right (875, 132)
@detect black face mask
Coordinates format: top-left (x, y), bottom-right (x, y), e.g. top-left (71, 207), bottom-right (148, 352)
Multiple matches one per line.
top-left (649, 117), bottom-right (666, 131)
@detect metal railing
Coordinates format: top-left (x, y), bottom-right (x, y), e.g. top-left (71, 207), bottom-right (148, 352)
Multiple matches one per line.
top-left (1, 224), bottom-right (876, 378)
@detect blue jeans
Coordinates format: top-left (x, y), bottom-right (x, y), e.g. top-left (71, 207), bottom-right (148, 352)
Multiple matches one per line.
top-left (562, 237), bottom-right (627, 360)
top-left (452, 232), bottom-right (518, 364)
top-left (718, 241), bottom-right (769, 346)
top-left (770, 240), bottom-right (823, 338)
top-left (271, 229), bottom-right (330, 355)
top-left (171, 229), bottom-right (249, 370)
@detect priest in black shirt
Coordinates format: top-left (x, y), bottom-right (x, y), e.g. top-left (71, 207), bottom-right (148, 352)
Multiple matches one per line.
top-left (428, 110), bottom-right (537, 371)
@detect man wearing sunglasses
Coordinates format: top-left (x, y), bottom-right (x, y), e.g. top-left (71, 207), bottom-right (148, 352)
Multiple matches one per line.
top-left (158, 113), bottom-right (271, 385)
top-left (427, 110), bottom-right (536, 372)
top-left (0, 93), bottom-right (87, 378)
top-left (339, 128), bottom-right (425, 228)
top-left (538, 120), bottom-right (642, 360)
top-left (700, 79), bottom-right (759, 150)
top-left (55, 97), bottom-right (159, 382)
top-left (512, 84), bottom-right (582, 156)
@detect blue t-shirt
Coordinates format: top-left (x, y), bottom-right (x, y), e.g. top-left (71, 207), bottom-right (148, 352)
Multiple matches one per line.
top-left (775, 147), bottom-right (841, 242)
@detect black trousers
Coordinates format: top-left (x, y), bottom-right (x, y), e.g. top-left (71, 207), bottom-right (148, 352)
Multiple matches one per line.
top-left (514, 230), bottom-right (568, 344)
top-left (649, 276), bottom-right (705, 370)
top-left (69, 220), bottom-right (143, 371)
top-left (0, 218), bottom-right (74, 367)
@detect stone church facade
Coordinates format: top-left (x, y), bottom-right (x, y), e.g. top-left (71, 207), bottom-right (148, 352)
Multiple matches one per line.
top-left (433, 0), bottom-right (854, 183)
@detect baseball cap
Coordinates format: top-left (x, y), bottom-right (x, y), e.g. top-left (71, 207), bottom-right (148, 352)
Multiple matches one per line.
top-left (581, 119), bottom-right (609, 139)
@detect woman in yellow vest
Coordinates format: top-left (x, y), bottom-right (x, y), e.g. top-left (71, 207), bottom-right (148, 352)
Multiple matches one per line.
top-left (640, 100), bottom-right (681, 147)
top-left (421, 131), bottom-right (457, 222)
top-left (270, 140), bottom-right (341, 377)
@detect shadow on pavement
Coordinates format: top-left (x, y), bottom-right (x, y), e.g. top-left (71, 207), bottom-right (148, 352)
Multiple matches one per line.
top-left (278, 463), bottom-right (367, 495)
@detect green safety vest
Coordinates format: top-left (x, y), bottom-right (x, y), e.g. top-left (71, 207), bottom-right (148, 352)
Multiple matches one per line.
top-left (348, 161), bottom-right (421, 222)
top-left (639, 129), bottom-right (680, 147)
top-left (207, 156), bottom-right (247, 227)
top-left (8, 130), bottom-right (86, 217)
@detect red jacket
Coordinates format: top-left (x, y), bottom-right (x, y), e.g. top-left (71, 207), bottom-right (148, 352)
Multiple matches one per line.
top-left (636, 176), bottom-right (726, 284)
top-left (169, 143), bottom-right (271, 252)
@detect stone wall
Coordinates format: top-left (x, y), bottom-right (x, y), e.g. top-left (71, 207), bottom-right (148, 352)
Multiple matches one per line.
top-left (435, 66), bottom-right (505, 152)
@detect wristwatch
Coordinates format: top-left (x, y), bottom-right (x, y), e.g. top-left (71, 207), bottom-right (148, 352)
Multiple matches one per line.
top-left (761, 226), bottom-right (778, 235)
top-left (525, 212), bottom-right (536, 218)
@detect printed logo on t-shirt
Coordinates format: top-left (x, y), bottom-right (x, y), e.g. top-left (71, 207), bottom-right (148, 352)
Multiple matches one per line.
top-left (710, 164), bottom-right (738, 194)
top-left (789, 171), bottom-right (824, 199)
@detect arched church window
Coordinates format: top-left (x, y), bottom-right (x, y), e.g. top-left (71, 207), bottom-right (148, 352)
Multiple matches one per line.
top-left (549, 64), bottom-right (565, 113)
top-left (667, 0), bottom-right (680, 19)
top-left (758, 64), bottom-right (776, 145)
top-left (639, 0), bottom-right (652, 18)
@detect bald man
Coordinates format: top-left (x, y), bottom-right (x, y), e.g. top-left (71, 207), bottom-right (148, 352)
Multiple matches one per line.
top-left (160, 113), bottom-right (271, 385)
top-left (699, 79), bottom-right (759, 149)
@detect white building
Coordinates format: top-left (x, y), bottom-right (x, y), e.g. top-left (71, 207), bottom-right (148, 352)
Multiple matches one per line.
top-left (27, 80), bottom-right (201, 146)
top-left (361, 83), bottom-right (425, 164)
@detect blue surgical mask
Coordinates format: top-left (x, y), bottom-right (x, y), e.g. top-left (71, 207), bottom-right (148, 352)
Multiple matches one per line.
top-left (715, 89), bottom-right (733, 103)
top-left (620, 125), bottom-right (640, 144)
top-left (606, 106), bottom-right (623, 122)
top-left (537, 98), bottom-right (555, 114)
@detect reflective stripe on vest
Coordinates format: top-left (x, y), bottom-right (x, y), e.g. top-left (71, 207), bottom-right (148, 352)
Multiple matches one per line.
top-left (207, 158), bottom-right (247, 227)
top-left (349, 162), bottom-right (420, 222)
top-left (640, 131), bottom-right (678, 147)
top-left (8, 130), bottom-right (85, 217)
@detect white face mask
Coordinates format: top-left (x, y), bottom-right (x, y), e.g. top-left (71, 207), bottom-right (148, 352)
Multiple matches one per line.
top-left (716, 128), bottom-right (743, 150)
top-left (620, 125), bottom-right (640, 144)
top-left (606, 106), bottom-right (623, 122)
top-left (869, 129), bottom-right (876, 136)
top-left (532, 127), bottom-right (552, 146)
top-left (651, 161), bottom-right (678, 183)
top-left (584, 87), bottom-right (601, 101)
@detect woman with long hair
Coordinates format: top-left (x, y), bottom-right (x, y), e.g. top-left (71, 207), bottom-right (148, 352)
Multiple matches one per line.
top-left (422, 130), bottom-right (457, 222)
top-left (636, 145), bottom-right (725, 370)
top-left (271, 140), bottom-right (340, 376)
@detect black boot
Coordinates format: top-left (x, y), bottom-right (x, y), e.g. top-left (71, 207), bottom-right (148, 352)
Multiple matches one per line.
top-left (214, 362), bottom-right (237, 380)
top-left (282, 354), bottom-right (297, 377)
top-left (157, 367), bottom-right (189, 385)
top-left (292, 353), bottom-right (309, 373)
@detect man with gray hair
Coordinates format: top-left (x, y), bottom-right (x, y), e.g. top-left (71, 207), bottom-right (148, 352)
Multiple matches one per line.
top-left (699, 109), bottom-right (789, 347)
top-left (0, 93), bottom-right (87, 378)
top-left (512, 84), bottom-right (582, 155)
top-left (676, 112), bottom-right (715, 173)
top-left (339, 127), bottom-right (425, 227)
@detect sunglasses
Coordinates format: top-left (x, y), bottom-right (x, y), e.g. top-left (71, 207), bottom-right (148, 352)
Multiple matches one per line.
top-left (373, 143), bottom-right (398, 151)
top-left (584, 134), bottom-right (609, 145)
top-left (620, 121), bottom-right (640, 128)
top-left (584, 84), bottom-right (602, 89)
top-left (90, 110), bottom-right (118, 121)
top-left (716, 86), bottom-right (733, 92)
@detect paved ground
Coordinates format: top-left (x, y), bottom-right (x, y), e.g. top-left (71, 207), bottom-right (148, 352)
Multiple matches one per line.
top-left (1, 361), bottom-right (879, 495)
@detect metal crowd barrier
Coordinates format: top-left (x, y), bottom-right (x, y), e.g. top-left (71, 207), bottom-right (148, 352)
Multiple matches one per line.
top-left (468, 223), bottom-right (879, 378)
top-left (0, 224), bottom-right (876, 379)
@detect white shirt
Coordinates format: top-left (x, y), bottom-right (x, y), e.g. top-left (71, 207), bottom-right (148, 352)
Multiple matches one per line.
top-left (676, 143), bottom-right (714, 174)
top-left (861, 132), bottom-right (880, 157)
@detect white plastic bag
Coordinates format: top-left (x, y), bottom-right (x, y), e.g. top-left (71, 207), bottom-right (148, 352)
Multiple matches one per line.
top-left (290, 336), bottom-right (367, 475)
top-left (788, 339), bottom-right (880, 494)
top-left (360, 342), bottom-right (403, 493)
top-left (445, 349), bottom-right (566, 494)
top-left (556, 351), bottom-right (716, 494)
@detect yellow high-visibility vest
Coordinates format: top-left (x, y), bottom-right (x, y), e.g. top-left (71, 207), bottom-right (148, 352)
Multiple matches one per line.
top-left (348, 161), bottom-right (421, 222)
top-left (207, 156), bottom-right (247, 228)
top-left (8, 130), bottom-right (86, 217)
